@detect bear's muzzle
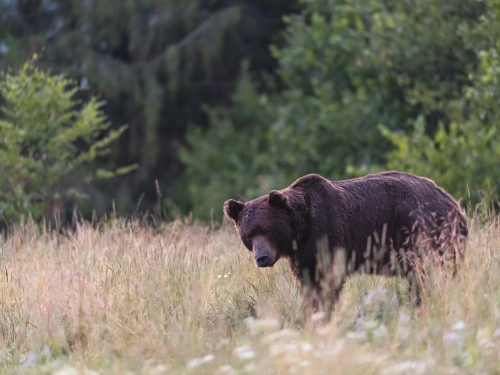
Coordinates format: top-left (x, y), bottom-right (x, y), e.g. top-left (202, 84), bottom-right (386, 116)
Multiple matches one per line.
top-left (252, 235), bottom-right (276, 267)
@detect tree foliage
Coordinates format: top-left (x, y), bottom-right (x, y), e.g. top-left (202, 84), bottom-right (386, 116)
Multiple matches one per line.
top-left (383, 0), bottom-right (500, 205)
top-left (268, 0), bottom-right (483, 180)
top-left (3, 0), bottom-right (500, 219)
top-left (0, 59), bottom-right (132, 222)
top-left (181, 0), bottom-right (487, 218)
top-left (179, 66), bottom-right (283, 219)
top-left (0, 0), bottom-right (298, 215)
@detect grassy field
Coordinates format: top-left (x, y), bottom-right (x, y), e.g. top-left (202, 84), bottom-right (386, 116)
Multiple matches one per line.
top-left (1, 213), bottom-right (500, 374)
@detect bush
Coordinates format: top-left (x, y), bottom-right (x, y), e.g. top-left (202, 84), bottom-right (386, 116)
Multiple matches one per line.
top-left (0, 58), bottom-right (134, 223)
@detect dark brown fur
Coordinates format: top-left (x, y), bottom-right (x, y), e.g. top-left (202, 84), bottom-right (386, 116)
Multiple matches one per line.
top-left (224, 172), bottom-right (468, 312)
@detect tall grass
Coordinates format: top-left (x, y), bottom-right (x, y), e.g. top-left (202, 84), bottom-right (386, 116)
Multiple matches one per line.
top-left (1, 213), bottom-right (500, 374)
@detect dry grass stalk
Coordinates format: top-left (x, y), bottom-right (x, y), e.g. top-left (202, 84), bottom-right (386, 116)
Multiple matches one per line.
top-left (0, 213), bottom-right (500, 374)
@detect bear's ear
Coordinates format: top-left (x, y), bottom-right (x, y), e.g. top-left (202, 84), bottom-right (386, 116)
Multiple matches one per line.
top-left (268, 190), bottom-right (287, 208)
top-left (224, 199), bottom-right (245, 222)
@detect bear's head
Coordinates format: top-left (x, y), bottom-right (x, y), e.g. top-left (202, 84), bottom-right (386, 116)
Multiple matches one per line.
top-left (224, 189), bottom-right (307, 268)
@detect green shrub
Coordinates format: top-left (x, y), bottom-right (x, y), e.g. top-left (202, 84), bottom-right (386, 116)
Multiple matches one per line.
top-left (0, 58), bottom-right (134, 223)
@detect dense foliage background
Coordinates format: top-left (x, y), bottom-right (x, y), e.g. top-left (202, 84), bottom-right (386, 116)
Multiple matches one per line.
top-left (1, 0), bottom-right (500, 222)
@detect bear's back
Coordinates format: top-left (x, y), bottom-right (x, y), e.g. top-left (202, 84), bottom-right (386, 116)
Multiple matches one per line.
top-left (333, 171), bottom-right (460, 215)
top-left (291, 171), bottom-right (466, 258)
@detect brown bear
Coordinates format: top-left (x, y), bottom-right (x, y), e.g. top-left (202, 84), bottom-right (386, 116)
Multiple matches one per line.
top-left (224, 171), bottom-right (468, 312)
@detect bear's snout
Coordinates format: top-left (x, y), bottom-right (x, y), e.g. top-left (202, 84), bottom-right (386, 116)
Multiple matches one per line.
top-left (256, 253), bottom-right (271, 267)
top-left (252, 236), bottom-right (276, 267)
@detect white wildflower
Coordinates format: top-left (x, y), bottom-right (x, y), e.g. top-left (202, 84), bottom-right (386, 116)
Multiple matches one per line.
top-left (234, 345), bottom-right (257, 360)
top-left (311, 311), bottom-right (326, 322)
top-left (202, 354), bottom-right (215, 363)
top-left (269, 342), bottom-right (300, 357)
top-left (373, 324), bottom-right (389, 340)
top-left (260, 319), bottom-right (280, 329)
top-left (398, 313), bottom-right (411, 325)
top-left (382, 361), bottom-right (428, 375)
top-left (54, 368), bottom-right (78, 375)
top-left (346, 331), bottom-right (367, 341)
top-left (235, 348), bottom-right (255, 360)
top-left (217, 365), bottom-right (236, 375)
top-left (186, 358), bottom-right (202, 370)
top-left (363, 286), bottom-right (387, 306)
top-left (186, 354), bottom-right (214, 370)
top-left (245, 317), bottom-right (280, 335)
top-left (262, 329), bottom-right (299, 345)
top-left (54, 367), bottom-right (100, 375)
top-left (453, 321), bottom-right (467, 331)
top-left (151, 364), bottom-right (169, 373)
top-left (363, 320), bottom-right (379, 331)
top-left (243, 317), bottom-right (256, 329)
top-left (301, 342), bottom-right (313, 352)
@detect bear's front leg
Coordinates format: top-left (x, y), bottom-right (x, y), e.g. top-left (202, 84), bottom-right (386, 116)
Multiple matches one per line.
top-left (298, 272), bottom-right (346, 319)
top-left (300, 280), bottom-right (322, 316)
top-left (318, 270), bottom-right (346, 318)
top-left (315, 246), bottom-right (348, 317)
top-left (294, 259), bottom-right (347, 319)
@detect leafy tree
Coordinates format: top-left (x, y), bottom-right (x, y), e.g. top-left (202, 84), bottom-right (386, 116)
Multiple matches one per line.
top-left (267, 0), bottom-right (483, 181)
top-left (0, 59), bottom-right (133, 223)
top-left (179, 67), bottom-right (283, 219)
top-left (383, 0), bottom-right (500, 205)
top-left (0, 0), bottom-right (299, 216)
top-left (181, 0), bottom-right (485, 217)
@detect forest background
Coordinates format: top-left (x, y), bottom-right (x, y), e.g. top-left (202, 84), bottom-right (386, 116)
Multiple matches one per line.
top-left (1, 0), bottom-right (500, 223)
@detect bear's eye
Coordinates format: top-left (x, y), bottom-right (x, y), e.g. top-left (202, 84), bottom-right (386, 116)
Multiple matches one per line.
top-left (242, 236), bottom-right (252, 248)
top-left (264, 229), bottom-right (271, 235)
